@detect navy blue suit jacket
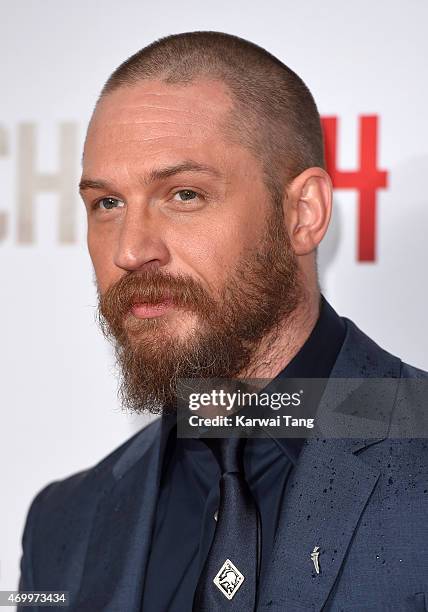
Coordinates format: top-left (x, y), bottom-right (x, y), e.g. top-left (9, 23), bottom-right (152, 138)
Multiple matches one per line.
top-left (18, 316), bottom-right (428, 611)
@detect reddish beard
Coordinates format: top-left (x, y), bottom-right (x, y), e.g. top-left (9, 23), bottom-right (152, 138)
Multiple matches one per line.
top-left (97, 205), bottom-right (303, 414)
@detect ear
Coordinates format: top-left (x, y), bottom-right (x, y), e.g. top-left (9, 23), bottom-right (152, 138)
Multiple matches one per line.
top-left (284, 167), bottom-right (332, 256)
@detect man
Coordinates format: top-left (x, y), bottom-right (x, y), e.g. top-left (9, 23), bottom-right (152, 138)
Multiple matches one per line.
top-left (18, 31), bottom-right (428, 611)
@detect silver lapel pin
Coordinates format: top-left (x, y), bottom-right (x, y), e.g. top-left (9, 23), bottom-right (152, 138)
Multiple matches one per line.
top-left (310, 546), bottom-right (321, 574)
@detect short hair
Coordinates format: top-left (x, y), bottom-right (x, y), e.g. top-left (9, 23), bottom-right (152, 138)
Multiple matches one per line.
top-left (100, 31), bottom-right (325, 204)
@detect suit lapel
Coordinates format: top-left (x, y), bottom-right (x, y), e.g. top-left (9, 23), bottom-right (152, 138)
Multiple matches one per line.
top-left (257, 437), bottom-right (381, 611)
top-left (74, 419), bottom-right (165, 612)
top-left (257, 318), bottom-right (402, 611)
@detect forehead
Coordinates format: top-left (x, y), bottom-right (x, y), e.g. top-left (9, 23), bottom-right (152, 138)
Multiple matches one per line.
top-left (83, 79), bottom-right (237, 175)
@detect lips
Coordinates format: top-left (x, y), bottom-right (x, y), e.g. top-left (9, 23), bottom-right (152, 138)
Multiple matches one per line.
top-left (130, 298), bottom-right (174, 319)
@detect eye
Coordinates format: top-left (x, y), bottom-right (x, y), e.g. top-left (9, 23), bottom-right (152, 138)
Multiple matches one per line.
top-left (173, 189), bottom-right (199, 202)
top-left (95, 197), bottom-right (125, 211)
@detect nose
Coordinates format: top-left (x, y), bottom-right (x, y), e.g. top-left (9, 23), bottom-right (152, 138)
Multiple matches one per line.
top-left (113, 206), bottom-right (171, 272)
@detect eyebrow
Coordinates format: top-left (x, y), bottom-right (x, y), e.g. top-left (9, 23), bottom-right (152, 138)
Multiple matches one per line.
top-left (79, 160), bottom-right (222, 192)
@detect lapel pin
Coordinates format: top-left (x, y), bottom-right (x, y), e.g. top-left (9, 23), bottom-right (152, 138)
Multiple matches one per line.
top-left (213, 559), bottom-right (245, 600)
top-left (311, 546), bottom-right (321, 574)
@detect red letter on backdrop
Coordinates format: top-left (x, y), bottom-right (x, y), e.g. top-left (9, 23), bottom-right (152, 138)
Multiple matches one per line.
top-left (322, 116), bottom-right (388, 262)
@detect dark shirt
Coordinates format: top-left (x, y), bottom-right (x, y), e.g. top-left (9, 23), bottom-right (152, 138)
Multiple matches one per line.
top-left (141, 295), bottom-right (346, 612)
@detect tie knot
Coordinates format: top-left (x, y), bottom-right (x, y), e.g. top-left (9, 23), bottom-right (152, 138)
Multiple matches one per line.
top-left (203, 437), bottom-right (246, 475)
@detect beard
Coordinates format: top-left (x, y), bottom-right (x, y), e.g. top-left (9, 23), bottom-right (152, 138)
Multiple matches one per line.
top-left (97, 204), bottom-right (304, 415)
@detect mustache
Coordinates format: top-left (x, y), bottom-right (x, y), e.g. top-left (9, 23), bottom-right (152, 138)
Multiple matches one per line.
top-left (98, 268), bottom-right (216, 320)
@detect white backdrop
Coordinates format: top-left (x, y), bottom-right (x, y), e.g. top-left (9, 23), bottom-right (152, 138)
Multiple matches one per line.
top-left (1, 0), bottom-right (427, 598)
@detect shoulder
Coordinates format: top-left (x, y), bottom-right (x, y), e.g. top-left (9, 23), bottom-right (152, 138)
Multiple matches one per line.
top-left (342, 318), bottom-right (428, 463)
top-left (331, 316), bottom-right (428, 458)
top-left (19, 418), bottom-right (162, 590)
top-left (340, 315), bottom-right (428, 378)
top-left (25, 418), bottom-right (162, 531)
top-left (400, 360), bottom-right (428, 378)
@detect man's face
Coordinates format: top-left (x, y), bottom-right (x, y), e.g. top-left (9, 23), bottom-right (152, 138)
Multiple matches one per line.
top-left (80, 79), bottom-right (302, 413)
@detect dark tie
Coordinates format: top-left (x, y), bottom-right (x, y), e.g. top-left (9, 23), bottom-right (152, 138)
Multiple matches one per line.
top-left (193, 437), bottom-right (260, 611)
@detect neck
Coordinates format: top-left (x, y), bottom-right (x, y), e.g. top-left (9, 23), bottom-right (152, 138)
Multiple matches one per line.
top-left (238, 288), bottom-right (321, 380)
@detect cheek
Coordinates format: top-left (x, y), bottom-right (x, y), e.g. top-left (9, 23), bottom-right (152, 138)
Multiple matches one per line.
top-left (172, 213), bottom-right (260, 290)
top-left (87, 228), bottom-right (119, 293)
top-left (205, 206), bottom-right (265, 262)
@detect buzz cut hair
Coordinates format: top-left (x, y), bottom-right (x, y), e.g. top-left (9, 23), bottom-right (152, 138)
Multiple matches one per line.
top-left (100, 31), bottom-right (325, 205)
